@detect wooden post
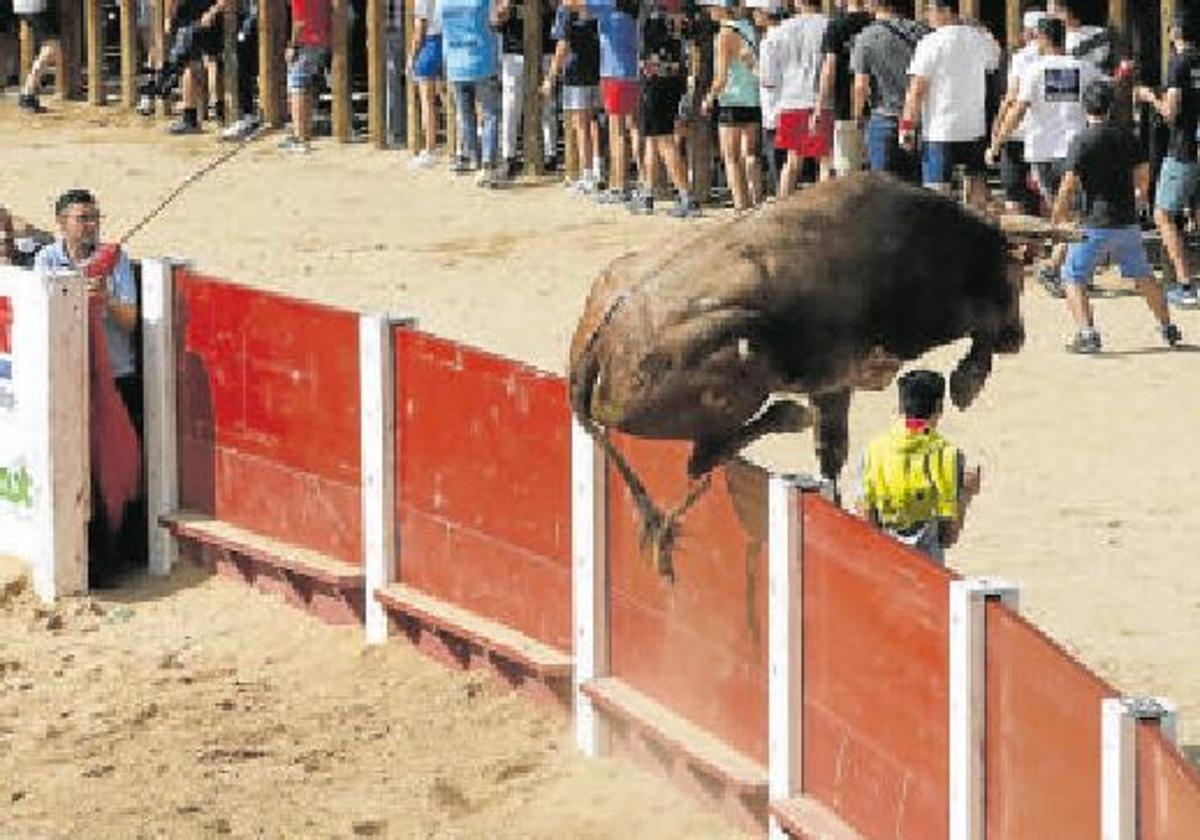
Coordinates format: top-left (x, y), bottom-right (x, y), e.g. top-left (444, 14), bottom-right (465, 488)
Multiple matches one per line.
top-left (140, 259), bottom-right (179, 578)
top-left (367, 0), bottom-right (386, 147)
top-left (960, 0), bottom-right (978, 22)
top-left (259, 0), bottom-right (282, 126)
top-left (446, 81), bottom-right (458, 160)
top-left (687, 27), bottom-right (713, 203)
top-left (223, 3), bottom-right (238, 122)
top-left (564, 110), bottom-right (579, 180)
top-left (152, 0), bottom-right (171, 115)
top-left (1162, 0), bottom-right (1177, 84)
top-left (572, 417), bottom-right (609, 757)
top-left (1005, 0), bottom-right (1020, 55)
top-left (1108, 0), bottom-right (1127, 35)
top-left (61, 0), bottom-right (83, 98)
top-left (331, 0), bottom-right (351, 141)
top-left (913, 0), bottom-right (927, 22)
top-left (19, 19), bottom-right (34, 82)
top-left (120, 0), bottom-right (138, 107)
top-left (405, 0), bottom-right (419, 150)
top-left (522, 0), bottom-right (545, 175)
top-left (85, 0), bottom-right (105, 104)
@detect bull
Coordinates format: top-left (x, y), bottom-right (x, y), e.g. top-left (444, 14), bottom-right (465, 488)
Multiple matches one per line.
top-left (568, 173), bottom-right (1061, 578)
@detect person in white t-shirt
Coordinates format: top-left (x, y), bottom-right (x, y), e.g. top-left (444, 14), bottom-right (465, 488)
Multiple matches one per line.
top-left (987, 16), bottom-right (1096, 206)
top-left (899, 0), bottom-right (999, 208)
top-left (761, 0), bottom-right (829, 196)
top-left (1049, 0), bottom-right (1112, 72)
top-left (407, 0), bottom-right (444, 169)
top-left (750, 0), bottom-right (785, 197)
top-left (991, 9), bottom-right (1045, 213)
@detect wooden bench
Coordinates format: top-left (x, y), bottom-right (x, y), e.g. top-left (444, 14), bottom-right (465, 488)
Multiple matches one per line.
top-left (375, 583), bottom-right (572, 681)
top-left (581, 676), bottom-right (768, 797)
top-left (770, 796), bottom-right (865, 840)
top-left (159, 510), bottom-right (364, 591)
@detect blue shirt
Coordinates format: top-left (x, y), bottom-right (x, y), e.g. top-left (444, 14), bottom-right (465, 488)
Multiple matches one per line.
top-left (595, 2), bottom-right (638, 80)
top-left (437, 0), bottom-right (500, 82)
top-left (34, 240), bottom-right (138, 378)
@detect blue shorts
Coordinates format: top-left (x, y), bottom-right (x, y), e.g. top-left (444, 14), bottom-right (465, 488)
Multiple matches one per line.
top-left (287, 46), bottom-right (328, 93)
top-left (412, 34), bottom-right (442, 80)
top-left (922, 139), bottom-right (985, 186)
top-left (1061, 226), bottom-right (1152, 285)
top-left (1155, 156), bottom-right (1200, 214)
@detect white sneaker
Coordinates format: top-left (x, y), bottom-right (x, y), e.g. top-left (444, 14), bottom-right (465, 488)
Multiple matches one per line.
top-left (221, 115), bottom-right (260, 141)
top-left (407, 150), bottom-right (436, 170)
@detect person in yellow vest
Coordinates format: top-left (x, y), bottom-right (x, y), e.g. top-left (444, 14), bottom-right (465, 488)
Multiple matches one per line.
top-left (857, 369), bottom-right (980, 564)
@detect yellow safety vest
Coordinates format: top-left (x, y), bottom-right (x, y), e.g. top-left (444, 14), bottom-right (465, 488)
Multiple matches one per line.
top-left (862, 421), bottom-right (961, 531)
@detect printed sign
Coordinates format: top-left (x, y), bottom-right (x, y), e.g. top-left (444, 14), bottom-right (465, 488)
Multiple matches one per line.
top-left (0, 295), bottom-right (13, 412)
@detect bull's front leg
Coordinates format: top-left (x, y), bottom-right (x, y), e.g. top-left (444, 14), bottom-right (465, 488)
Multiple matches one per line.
top-left (813, 388), bottom-right (851, 484)
top-left (950, 333), bottom-right (994, 410)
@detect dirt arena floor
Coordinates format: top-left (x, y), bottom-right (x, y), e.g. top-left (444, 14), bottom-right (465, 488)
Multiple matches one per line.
top-left (2, 98), bottom-right (1199, 835)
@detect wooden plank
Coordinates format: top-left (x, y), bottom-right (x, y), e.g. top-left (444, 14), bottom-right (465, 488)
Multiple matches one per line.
top-left (161, 510), bottom-right (366, 587)
top-left (120, 0), bottom-right (138, 107)
top-left (259, 0), bottom-right (282, 126)
top-left (769, 796), bottom-right (865, 840)
top-left (366, 0), bottom-right (386, 147)
top-left (331, 0), bottom-right (351, 141)
top-left (376, 583), bottom-right (574, 677)
top-left (522, 0), bottom-right (544, 175)
top-left (582, 677), bottom-right (769, 792)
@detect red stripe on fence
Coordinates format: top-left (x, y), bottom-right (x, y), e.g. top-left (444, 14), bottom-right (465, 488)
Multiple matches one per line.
top-left (0, 296), bottom-right (11, 355)
top-left (393, 328), bottom-right (572, 652)
top-left (606, 437), bottom-right (769, 765)
top-left (801, 495), bottom-right (951, 840)
top-left (985, 600), bottom-right (1114, 838)
top-left (1138, 721), bottom-right (1200, 838)
top-left (176, 272), bottom-right (363, 564)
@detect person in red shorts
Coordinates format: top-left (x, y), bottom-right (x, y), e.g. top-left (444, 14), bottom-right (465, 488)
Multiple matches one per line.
top-left (280, 0), bottom-right (332, 152)
top-left (762, 0), bottom-right (830, 196)
top-left (597, 0), bottom-right (641, 203)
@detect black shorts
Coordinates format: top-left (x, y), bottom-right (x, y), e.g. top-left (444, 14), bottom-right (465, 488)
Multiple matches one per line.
top-left (21, 9), bottom-right (62, 41)
top-left (717, 104), bottom-right (760, 126)
top-left (170, 17), bottom-right (225, 62)
top-left (640, 76), bottom-right (685, 137)
top-left (1000, 140), bottom-right (1030, 201)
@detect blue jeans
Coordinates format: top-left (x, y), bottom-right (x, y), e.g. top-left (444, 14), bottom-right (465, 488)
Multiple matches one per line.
top-left (453, 76), bottom-right (501, 167)
top-left (1155, 156), bottom-right (1200, 213)
top-left (866, 114), bottom-right (918, 184)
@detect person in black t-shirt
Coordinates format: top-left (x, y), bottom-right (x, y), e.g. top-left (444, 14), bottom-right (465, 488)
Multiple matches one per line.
top-left (543, 0), bottom-right (603, 193)
top-left (495, 0), bottom-right (558, 178)
top-left (1052, 79), bottom-right (1181, 354)
top-left (1137, 11), bottom-right (1200, 309)
top-left (817, 0), bottom-right (871, 177)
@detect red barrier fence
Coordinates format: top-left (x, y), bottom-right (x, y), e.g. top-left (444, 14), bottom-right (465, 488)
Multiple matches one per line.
top-left (148, 265), bottom-right (1200, 839)
top-left (175, 271), bottom-right (363, 566)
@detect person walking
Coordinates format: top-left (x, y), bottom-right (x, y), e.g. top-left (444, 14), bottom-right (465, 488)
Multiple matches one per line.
top-left (440, 0), bottom-right (503, 184)
top-left (407, 0), bottom-right (444, 168)
top-left (765, 0), bottom-right (829, 196)
top-left (817, 0), bottom-right (871, 177)
top-left (990, 8), bottom-right (1046, 214)
top-left (702, 0), bottom-right (763, 212)
top-left (1051, 80), bottom-right (1182, 354)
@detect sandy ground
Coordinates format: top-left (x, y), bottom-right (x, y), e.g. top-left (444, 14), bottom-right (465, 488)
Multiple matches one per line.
top-left (1, 97), bottom-right (1200, 833)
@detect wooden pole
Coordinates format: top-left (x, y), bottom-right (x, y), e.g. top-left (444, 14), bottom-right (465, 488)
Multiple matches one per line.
top-left (120, 0), bottom-right (138, 106)
top-left (960, 0), bottom-right (978, 23)
top-left (331, 0), bottom-right (351, 141)
top-left (153, 0), bottom-right (171, 114)
top-left (223, 3), bottom-right (238, 122)
top-left (687, 26), bottom-right (713, 202)
top-left (61, 0), bottom-right (83, 98)
top-left (1162, 0), bottom-right (1177, 84)
top-left (1005, 0), bottom-right (1020, 55)
top-left (405, 0), bottom-right (419, 149)
top-left (367, 0), bottom-right (386, 147)
top-left (259, 0), bottom-right (282, 126)
top-left (522, 0), bottom-right (545, 175)
top-left (1108, 0), bottom-right (1127, 35)
top-left (564, 109), bottom-right (579, 181)
top-left (445, 81), bottom-right (458, 160)
top-left (913, 0), bottom-right (927, 22)
top-left (85, 0), bottom-right (105, 105)
top-left (19, 20), bottom-right (34, 82)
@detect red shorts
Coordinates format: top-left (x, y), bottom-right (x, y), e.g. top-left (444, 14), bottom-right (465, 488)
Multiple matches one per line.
top-left (601, 78), bottom-right (639, 117)
top-left (776, 109), bottom-right (833, 158)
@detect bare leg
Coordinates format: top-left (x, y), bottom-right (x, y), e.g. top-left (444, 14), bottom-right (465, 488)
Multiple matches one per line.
top-left (779, 150), bottom-right (800, 198)
top-left (22, 42), bottom-right (61, 96)
top-left (1154, 208), bottom-right (1189, 283)
top-left (1064, 282), bottom-right (1095, 331)
top-left (742, 125), bottom-right (761, 207)
top-left (609, 114), bottom-right (626, 193)
top-left (719, 126), bottom-right (748, 210)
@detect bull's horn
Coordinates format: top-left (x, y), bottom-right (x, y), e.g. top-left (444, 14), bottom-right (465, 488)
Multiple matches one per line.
top-left (998, 214), bottom-right (1081, 243)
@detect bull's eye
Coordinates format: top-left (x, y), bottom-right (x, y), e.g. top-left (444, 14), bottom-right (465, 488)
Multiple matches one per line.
top-left (737, 338), bottom-right (751, 360)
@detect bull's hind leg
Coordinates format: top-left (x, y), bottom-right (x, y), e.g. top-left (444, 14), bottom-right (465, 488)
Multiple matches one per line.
top-left (813, 388), bottom-right (851, 487)
top-left (950, 334), bottom-right (994, 410)
top-left (687, 399), bottom-right (814, 478)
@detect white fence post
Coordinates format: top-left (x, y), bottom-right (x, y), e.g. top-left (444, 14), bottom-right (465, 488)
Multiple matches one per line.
top-left (767, 474), bottom-right (804, 840)
top-left (140, 258), bottom-right (179, 577)
top-left (572, 417), bottom-right (608, 756)
top-left (361, 314), bottom-right (402, 645)
top-left (1102, 695), bottom-right (1179, 840)
top-left (0, 269), bottom-right (89, 601)
top-left (948, 578), bottom-right (1019, 840)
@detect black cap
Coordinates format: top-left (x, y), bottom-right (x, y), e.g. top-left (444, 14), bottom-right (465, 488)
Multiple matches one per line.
top-left (898, 370), bottom-right (946, 420)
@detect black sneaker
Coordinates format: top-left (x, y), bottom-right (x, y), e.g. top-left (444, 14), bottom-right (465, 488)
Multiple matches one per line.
top-left (450, 156), bottom-right (473, 175)
top-left (543, 156), bottom-right (558, 174)
top-left (1038, 265), bottom-right (1066, 298)
top-left (1065, 329), bottom-right (1102, 354)
top-left (18, 93), bottom-right (45, 113)
top-left (1162, 323), bottom-right (1183, 347)
top-left (168, 118), bottom-right (201, 135)
top-left (667, 196), bottom-right (701, 219)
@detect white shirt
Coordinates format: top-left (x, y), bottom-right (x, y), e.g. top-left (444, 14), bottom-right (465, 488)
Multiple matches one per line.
top-left (1005, 42), bottom-right (1039, 141)
top-left (1018, 52), bottom-right (1098, 162)
top-left (762, 12), bottom-right (828, 112)
top-left (415, 0), bottom-right (441, 36)
top-left (908, 23), bottom-right (1000, 143)
top-left (758, 26), bottom-right (784, 128)
top-left (1066, 24), bottom-right (1108, 70)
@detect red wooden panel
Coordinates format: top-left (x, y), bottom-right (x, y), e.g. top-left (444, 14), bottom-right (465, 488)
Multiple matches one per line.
top-left (175, 272), bottom-right (362, 564)
top-left (606, 434), bottom-right (769, 765)
top-left (985, 601), bottom-right (1114, 839)
top-left (801, 495), bottom-right (952, 840)
top-left (1138, 722), bottom-right (1200, 839)
top-left (0, 295), bottom-right (12, 355)
top-left (393, 328), bottom-right (572, 649)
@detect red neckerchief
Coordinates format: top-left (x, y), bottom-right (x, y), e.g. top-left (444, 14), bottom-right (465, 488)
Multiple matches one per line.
top-left (905, 418), bottom-right (931, 433)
